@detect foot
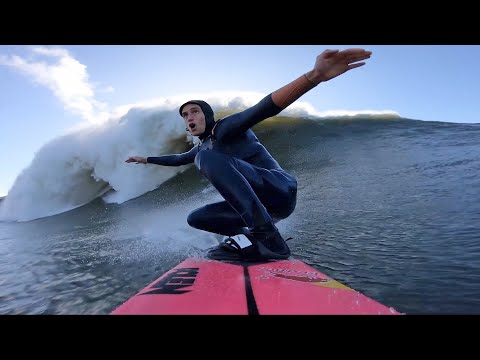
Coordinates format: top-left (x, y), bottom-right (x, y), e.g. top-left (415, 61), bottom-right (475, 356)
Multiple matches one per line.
top-left (246, 224), bottom-right (291, 260)
top-left (206, 235), bottom-right (270, 262)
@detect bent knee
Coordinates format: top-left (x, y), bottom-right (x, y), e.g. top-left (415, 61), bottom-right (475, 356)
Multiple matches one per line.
top-left (187, 210), bottom-right (201, 228)
top-left (187, 207), bottom-right (213, 231)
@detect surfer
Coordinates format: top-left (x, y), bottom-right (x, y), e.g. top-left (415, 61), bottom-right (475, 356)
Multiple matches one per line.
top-left (126, 48), bottom-right (372, 261)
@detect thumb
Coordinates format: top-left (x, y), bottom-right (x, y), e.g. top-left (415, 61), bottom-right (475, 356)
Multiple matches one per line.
top-left (323, 49), bottom-right (339, 58)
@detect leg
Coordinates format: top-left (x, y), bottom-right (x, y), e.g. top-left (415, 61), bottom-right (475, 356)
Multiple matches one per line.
top-left (195, 150), bottom-right (296, 230)
top-left (194, 150), bottom-right (297, 258)
top-left (187, 201), bottom-right (247, 237)
top-left (188, 200), bottom-right (275, 262)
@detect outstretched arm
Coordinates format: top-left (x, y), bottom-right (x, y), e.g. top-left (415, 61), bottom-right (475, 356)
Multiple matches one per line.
top-left (125, 146), bottom-right (198, 166)
top-left (272, 48), bottom-right (372, 108)
top-left (213, 48), bottom-right (371, 140)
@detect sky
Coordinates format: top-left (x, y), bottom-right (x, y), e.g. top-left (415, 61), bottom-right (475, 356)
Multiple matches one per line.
top-left (0, 45), bottom-right (479, 197)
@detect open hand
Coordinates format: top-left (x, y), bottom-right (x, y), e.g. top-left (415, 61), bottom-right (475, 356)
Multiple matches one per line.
top-left (311, 48), bottom-right (372, 83)
top-left (125, 156), bottom-right (147, 164)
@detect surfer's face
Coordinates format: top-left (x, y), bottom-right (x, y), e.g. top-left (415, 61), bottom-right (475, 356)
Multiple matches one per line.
top-left (182, 104), bottom-right (206, 137)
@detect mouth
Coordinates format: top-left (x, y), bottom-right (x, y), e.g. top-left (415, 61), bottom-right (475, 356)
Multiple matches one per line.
top-left (189, 123), bottom-right (196, 130)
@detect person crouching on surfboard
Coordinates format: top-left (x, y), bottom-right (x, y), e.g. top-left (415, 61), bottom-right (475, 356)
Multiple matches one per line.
top-left (126, 48), bottom-right (372, 261)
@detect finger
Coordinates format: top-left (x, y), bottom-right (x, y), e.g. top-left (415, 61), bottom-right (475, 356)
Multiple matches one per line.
top-left (322, 49), bottom-right (339, 58)
top-left (340, 48), bottom-right (371, 57)
top-left (347, 62), bottom-right (366, 70)
top-left (345, 54), bottom-right (371, 64)
top-left (343, 50), bottom-right (371, 61)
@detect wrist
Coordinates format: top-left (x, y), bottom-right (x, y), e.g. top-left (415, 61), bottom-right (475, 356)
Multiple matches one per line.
top-left (304, 70), bottom-right (323, 86)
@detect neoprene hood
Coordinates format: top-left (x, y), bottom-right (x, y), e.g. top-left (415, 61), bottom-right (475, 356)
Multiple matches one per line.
top-left (179, 100), bottom-right (216, 140)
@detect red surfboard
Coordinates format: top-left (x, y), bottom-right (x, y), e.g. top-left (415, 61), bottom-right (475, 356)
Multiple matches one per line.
top-left (112, 257), bottom-right (402, 315)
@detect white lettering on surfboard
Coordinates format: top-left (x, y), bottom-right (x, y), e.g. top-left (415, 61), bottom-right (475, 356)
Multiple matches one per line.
top-left (257, 267), bottom-right (329, 282)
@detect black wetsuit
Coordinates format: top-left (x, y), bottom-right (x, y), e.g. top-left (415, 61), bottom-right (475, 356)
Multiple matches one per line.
top-left (147, 93), bottom-right (297, 237)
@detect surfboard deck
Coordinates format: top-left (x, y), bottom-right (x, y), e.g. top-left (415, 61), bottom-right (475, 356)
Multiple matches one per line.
top-left (111, 257), bottom-right (402, 315)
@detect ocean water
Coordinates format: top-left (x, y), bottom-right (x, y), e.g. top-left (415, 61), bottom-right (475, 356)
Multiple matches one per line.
top-left (1, 97), bottom-right (479, 314)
